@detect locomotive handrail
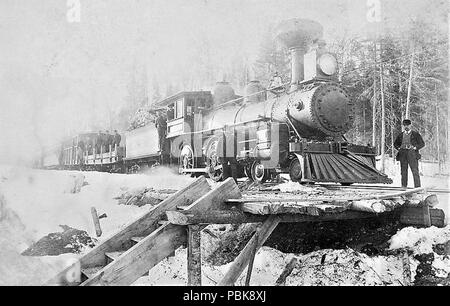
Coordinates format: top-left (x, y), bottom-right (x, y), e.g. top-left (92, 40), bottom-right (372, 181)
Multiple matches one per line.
top-left (166, 117), bottom-right (272, 137)
top-left (213, 81), bottom-right (291, 110)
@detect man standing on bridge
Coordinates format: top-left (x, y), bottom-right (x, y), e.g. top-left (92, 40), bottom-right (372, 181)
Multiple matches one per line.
top-left (394, 119), bottom-right (425, 188)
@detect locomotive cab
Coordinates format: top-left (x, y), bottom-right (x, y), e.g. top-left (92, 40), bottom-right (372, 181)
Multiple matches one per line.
top-left (156, 91), bottom-right (213, 138)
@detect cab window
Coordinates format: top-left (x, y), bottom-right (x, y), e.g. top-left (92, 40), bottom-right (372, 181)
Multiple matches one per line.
top-left (175, 98), bottom-right (184, 119)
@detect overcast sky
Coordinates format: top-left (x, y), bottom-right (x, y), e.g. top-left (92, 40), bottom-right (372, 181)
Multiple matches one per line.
top-left (0, 0), bottom-right (447, 164)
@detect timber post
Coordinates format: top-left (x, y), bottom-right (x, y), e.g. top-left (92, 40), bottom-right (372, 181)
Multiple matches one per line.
top-left (218, 215), bottom-right (280, 286)
top-left (244, 233), bottom-right (258, 286)
top-left (187, 224), bottom-right (202, 286)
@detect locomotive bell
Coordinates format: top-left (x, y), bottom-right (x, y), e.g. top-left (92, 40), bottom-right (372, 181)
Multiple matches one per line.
top-left (244, 80), bottom-right (266, 103)
top-left (276, 19), bottom-right (323, 91)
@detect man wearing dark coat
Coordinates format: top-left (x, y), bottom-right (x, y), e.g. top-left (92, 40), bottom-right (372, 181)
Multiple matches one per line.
top-left (155, 111), bottom-right (167, 152)
top-left (394, 119), bottom-right (425, 188)
top-left (113, 130), bottom-right (121, 149)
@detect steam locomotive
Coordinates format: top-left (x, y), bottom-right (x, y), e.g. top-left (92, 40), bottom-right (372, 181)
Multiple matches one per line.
top-left (41, 19), bottom-right (392, 185)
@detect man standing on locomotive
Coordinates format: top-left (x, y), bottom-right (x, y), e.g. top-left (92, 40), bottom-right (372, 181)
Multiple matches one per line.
top-left (394, 119), bottom-right (425, 188)
top-left (113, 130), bottom-right (121, 149)
top-left (155, 110), bottom-right (167, 152)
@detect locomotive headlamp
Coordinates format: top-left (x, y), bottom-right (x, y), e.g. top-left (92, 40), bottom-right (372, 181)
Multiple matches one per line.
top-left (318, 54), bottom-right (338, 76)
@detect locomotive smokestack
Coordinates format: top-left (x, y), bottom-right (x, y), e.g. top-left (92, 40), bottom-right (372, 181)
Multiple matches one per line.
top-left (276, 19), bottom-right (323, 91)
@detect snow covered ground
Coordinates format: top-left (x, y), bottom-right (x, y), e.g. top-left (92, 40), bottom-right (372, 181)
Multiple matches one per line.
top-left (0, 162), bottom-right (449, 286)
top-left (0, 164), bottom-right (194, 285)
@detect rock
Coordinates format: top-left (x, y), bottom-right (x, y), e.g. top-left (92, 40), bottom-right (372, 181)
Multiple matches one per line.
top-left (21, 225), bottom-right (96, 256)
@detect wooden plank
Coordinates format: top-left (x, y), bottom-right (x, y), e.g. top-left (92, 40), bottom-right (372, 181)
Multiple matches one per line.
top-left (130, 236), bottom-right (144, 243)
top-left (80, 178), bottom-right (240, 286)
top-left (238, 202), bottom-right (271, 215)
top-left (45, 176), bottom-right (210, 285)
top-left (105, 251), bottom-right (125, 263)
top-left (82, 176), bottom-right (208, 265)
top-left (81, 266), bottom-right (103, 280)
top-left (168, 209), bottom-right (376, 225)
top-left (81, 223), bottom-right (186, 286)
top-left (245, 233), bottom-right (258, 286)
top-left (91, 207), bottom-right (103, 237)
top-left (166, 209), bottom-right (261, 225)
top-left (400, 206), bottom-right (445, 227)
top-left (218, 216), bottom-right (280, 286)
top-left (182, 177), bottom-right (241, 213)
top-left (237, 202), bottom-right (326, 216)
top-left (227, 188), bottom-right (426, 204)
top-left (187, 225), bottom-right (202, 286)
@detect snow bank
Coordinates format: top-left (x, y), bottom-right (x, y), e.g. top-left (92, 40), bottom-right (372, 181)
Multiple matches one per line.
top-left (389, 225), bottom-right (450, 254)
top-left (136, 246), bottom-right (413, 286)
top-left (286, 249), bottom-right (407, 286)
top-left (0, 165), bottom-right (194, 245)
top-left (136, 247), bottom-right (290, 286)
top-left (0, 164), bottom-right (194, 285)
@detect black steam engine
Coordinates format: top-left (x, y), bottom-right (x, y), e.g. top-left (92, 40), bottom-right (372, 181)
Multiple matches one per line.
top-left (45, 19), bottom-right (392, 185)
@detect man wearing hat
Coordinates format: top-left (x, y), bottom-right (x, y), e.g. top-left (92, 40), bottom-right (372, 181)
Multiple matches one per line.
top-left (394, 119), bottom-right (425, 188)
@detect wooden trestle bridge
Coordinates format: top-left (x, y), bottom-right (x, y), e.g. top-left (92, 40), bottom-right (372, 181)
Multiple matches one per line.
top-left (46, 176), bottom-right (446, 286)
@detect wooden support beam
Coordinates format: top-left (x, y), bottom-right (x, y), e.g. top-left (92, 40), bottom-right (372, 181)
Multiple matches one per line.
top-left (46, 176), bottom-right (210, 285)
top-left (166, 209), bottom-right (262, 225)
top-left (187, 225), bottom-right (202, 286)
top-left (79, 179), bottom-right (240, 286)
top-left (81, 223), bottom-right (186, 286)
top-left (181, 177), bottom-right (241, 213)
top-left (218, 216), bottom-right (280, 286)
top-left (400, 206), bottom-right (445, 227)
top-left (226, 187), bottom-right (426, 204)
top-left (91, 207), bottom-right (103, 237)
top-left (237, 202), bottom-right (326, 215)
top-left (245, 234), bottom-right (258, 286)
top-left (167, 209), bottom-right (377, 225)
